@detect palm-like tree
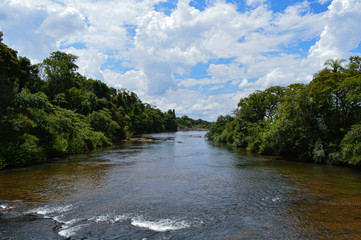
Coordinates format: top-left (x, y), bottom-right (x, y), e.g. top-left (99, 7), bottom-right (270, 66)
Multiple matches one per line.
top-left (324, 58), bottom-right (346, 73)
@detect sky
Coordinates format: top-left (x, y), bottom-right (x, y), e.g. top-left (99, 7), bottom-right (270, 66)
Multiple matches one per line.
top-left (1, 0), bottom-right (361, 121)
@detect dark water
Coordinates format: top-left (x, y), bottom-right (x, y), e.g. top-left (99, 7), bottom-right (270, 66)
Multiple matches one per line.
top-left (1, 131), bottom-right (361, 239)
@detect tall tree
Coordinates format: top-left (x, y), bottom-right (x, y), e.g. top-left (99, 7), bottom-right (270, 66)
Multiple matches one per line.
top-left (18, 56), bottom-right (44, 93)
top-left (0, 31), bottom-right (21, 110)
top-left (324, 58), bottom-right (346, 73)
top-left (40, 51), bottom-right (79, 99)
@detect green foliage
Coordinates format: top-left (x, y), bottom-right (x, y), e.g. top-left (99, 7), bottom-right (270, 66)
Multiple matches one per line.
top-left (324, 58), bottom-right (346, 73)
top-left (0, 32), bottom-right (178, 169)
top-left (205, 115), bottom-right (234, 141)
top-left (208, 57), bottom-right (361, 166)
top-left (0, 36), bottom-right (21, 110)
top-left (165, 109), bottom-right (178, 132)
top-left (176, 115), bottom-right (212, 130)
top-left (87, 109), bottom-right (121, 140)
top-left (40, 51), bottom-right (80, 99)
top-left (338, 124), bottom-right (361, 165)
top-left (18, 56), bottom-right (44, 93)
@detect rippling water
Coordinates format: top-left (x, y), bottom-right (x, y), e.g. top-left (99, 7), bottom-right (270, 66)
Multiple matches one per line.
top-left (1, 131), bottom-right (361, 239)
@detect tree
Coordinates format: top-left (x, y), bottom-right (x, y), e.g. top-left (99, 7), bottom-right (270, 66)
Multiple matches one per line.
top-left (324, 58), bottom-right (346, 73)
top-left (40, 51), bottom-right (79, 99)
top-left (338, 124), bottom-right (361, 165)
top-left (18, 56), bottom-right (44, 93)
top-left (87, 109), bottom-right (121, 140)
top-left (205, 115), bottom-right (234, 141)
top-left (165, 109), bottom-right (177, 131)
top-left (348, 56), bottom-right (361, 72)
top-left (0, 32), bottom-right (21, 110)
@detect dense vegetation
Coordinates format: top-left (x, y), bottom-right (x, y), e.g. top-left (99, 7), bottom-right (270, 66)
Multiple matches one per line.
top-left (206, 57), bottom-right (361, 166)
top-left (0, 32), bottom-right (177, 169)
top-left (176, 115), bottom-right (212, 130)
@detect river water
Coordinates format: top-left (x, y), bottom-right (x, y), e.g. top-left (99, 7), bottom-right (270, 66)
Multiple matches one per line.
top-left (1, 131), bottom-right (361, 239)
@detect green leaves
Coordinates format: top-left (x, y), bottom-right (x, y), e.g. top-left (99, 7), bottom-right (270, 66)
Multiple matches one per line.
top-left (0, 37), bottom-right (21, 110)
top-left (40, 51), bottom-right (80, 99)
top-left (208, 57), bottom-right (361, 166)
top-left (338, 124), bottom-right (361, 165)
top-left (87, 109), bottom-right (120, 140)
top-left (0, 33), bottom-right (178, 169)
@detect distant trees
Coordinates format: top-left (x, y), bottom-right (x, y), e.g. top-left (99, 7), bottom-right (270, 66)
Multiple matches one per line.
top-left (206, 57), bottom-right (361, 166)
top-left (176, 115), bottom-right (213, 130)
top-left (0, 31), bottom-right (177, 169)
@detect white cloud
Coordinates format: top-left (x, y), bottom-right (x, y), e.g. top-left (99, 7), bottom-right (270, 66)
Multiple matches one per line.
top-left (64, 47), bottom-right (107, 80)
top-left (1, 0), bottom-right (361, 120)
top-left (38, 8), bottom-right (86, 39)
top-left (207, 63), bottom-right (243, 82)
top-left (318, 0), bottom-right (332, 4)
top-left (142, 88), bottom-right (244, 120)
top-left (246, 0), bottom-right (267, 7)
top-left (238, 79), bottom-right (249, 89)
top-left (308, 0), bottom-right (361, 68)
top-left (102, 69), bottom-right (148, 96)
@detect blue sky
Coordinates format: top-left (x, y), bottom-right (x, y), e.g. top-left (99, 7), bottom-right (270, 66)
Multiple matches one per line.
top-left (1, 0), bottom-right (361, 120)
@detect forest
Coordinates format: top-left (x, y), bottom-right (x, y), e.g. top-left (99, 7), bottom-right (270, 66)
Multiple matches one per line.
top-left (0, 31), bottom-right (178, 169)
top-left (206, 57), bottom-right (361, 166)
top-left (2, 27), bottom-right (361, 169)
top-left (176, 115), bottom-right (212, 130)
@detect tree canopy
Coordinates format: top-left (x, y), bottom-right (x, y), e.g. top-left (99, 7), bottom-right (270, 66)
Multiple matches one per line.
top-left (0, 31), bottom-right (177, 169)
top-left (206, 57), bottom-right (361, 166)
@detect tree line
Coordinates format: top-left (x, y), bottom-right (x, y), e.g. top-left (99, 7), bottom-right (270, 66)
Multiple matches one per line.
top-left (0, 31), bottom-right (177, 169)
top-left (176, 115), bottom-right (213, 130)
top-left (206, 57), bottom-right (361, 166)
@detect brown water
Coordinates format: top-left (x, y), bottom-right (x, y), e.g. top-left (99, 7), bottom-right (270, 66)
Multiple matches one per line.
top-left (1, 131), bottom-right (361, 239)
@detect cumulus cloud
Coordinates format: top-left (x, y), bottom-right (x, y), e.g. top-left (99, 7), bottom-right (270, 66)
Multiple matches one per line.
top-left (102, 69), bottom-right (148, 96)
top-left (64, 47), bottom-right (107, 80)
top-left (38, 8), bottom-right (87, 39)
top-left (142, 88), bottom-right (244, 120)
top-left (246, 0), bottom-right (267, 7)
top-left (308, 0), bottom-right (361, 68)
top-left (1, 0), bottom-right (361, 120)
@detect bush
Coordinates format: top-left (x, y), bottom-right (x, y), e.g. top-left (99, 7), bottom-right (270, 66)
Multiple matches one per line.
top-left (87, 109), bottom-right (121, 140)
top-left (339, 124), bottom-right (361, 165)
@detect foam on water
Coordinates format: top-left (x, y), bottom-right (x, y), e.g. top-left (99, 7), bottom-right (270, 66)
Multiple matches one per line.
top-left (29, 204), bottom-right (73, 216)
top-left (261, 196), bottom-right (282, 202)
top-left (89, 214), bottom-right (111, 223)
top-left (26, 203), bottom-right (191, 238)
top-left (26, 204), bottom-right (86, 238)
top-left (89, 214), bottom-right (129, 223)
top-left (131, 217), bottom-right (191, 232)
top-left (111, 214), bottom-right (128, 223)
top-left (57, 214), bottom-right (130, 237)
top-left (58, 224), bottom-right (87, 238)
top-left (56, 218), bottom-right (88, 238)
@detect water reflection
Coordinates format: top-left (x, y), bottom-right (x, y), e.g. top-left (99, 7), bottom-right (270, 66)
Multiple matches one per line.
top-left (0, 144), bottom-right (147, 203)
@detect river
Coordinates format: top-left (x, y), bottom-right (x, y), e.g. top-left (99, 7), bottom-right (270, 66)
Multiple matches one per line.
top-left (1, 131), bottom-right (361, 239)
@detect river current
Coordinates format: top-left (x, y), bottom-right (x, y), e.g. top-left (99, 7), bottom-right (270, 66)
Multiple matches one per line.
top-left (1, 131), bottom-right (361, 239)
